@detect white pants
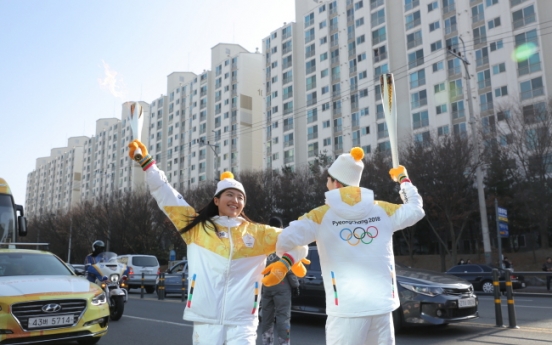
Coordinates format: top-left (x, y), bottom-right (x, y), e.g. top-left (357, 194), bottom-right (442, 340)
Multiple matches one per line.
top-left (326, 313), bottom-right (395, 345)
top-left (193, 322), bottom-right (258, 345)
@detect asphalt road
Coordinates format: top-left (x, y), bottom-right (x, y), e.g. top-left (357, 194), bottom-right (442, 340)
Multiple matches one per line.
top-left (59, 292), bottom-right (552, 345)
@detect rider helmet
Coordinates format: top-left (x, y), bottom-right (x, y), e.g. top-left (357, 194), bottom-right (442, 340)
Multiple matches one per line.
top-left (92, 240), bottom-right (106, 253)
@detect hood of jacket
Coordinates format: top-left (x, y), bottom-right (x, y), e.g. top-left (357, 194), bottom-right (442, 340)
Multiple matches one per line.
top-left (325, 186), bottom-right (375, 220)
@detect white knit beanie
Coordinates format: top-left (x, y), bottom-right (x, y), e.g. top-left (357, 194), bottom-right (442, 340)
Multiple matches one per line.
top-left (328, 147), bottom-right (365, 187)
top-left (214, 171), bottom-right (246, 197)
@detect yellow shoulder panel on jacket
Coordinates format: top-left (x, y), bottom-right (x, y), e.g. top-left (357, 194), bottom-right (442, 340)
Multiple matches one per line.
top-left (299, 205), bottom-right (330, 224)
top-left (339, 187), bottom-right (362, 206)
top-left (374, 200), bottom-right (400, 216)
top-left (164, 206), bottom-right (196, 244)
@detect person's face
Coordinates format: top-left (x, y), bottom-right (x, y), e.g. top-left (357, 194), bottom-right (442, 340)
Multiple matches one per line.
top-left (547, 258), bottom-right (551, 263)
top-left (214, 189), bottom-right (245, 218)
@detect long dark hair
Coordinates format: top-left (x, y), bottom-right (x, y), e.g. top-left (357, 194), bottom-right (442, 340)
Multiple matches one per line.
top-left (179, 190), bottom-right (254, 234)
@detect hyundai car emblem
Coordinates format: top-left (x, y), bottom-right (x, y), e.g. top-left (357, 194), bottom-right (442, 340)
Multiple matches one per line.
top-left (42, 303), bottom-right (62, 313)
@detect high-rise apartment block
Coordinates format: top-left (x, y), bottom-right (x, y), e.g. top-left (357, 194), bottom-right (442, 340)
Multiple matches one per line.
top-left (26, 0), bottom-right (551, 218)
top-left (263, 0), bottom-right (551, 170)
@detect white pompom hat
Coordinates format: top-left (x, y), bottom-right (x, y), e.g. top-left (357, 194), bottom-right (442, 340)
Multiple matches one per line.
top-left (214, 171), bottom-right (246, 197)
top-left (328, 147), bottom-right (365, 187)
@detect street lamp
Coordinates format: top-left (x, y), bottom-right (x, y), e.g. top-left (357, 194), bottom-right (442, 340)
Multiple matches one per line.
top-left (448, 37), bottom-right (492, 264)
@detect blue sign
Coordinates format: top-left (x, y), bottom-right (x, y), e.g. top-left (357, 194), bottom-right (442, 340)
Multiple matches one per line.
top-left (169, 250), bottom-right (176, 261)
top-left (498, 207), bottom-right (508, 222)
top-left (499, 222), bottom-right (509, 238)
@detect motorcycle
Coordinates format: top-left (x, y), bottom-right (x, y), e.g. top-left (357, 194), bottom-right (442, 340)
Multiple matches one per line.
top-left (86, 251), bottom-right (128, 321)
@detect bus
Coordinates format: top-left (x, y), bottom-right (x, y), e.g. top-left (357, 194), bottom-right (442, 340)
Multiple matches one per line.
top-left (0, 178), bottom-right (27, 244)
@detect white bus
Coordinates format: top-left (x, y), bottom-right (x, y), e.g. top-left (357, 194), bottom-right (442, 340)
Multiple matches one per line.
top-left (0, 178), bottom-right (27, 245)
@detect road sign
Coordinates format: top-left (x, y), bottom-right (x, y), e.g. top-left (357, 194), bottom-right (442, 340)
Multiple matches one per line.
top-left (499, 222), bottom-right (509, 238)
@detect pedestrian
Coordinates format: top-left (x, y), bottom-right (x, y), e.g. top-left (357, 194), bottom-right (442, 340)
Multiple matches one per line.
top-left (128, 140), bottom-right (308, 345)
top-left (263, 147), bottom-right (425, 345)
top-left (542, 257), bottom-right (552, 291)
top-left (261, 216), bottom-right (301, 345)
top-left (466, 259), bottom-right (472, 264)
top-left (503, 257), bottom-right (513, 272)
top-left (457, 258), bottom-right (465, 265)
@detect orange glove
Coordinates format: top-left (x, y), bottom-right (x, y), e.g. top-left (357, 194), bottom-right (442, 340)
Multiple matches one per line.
top-left (128, 139), bottom-right (148, 160)
top-left (262, 260), bottom-right (289, 287)
top-left (389, 165), bottom-right (410, 183)
top-left (291, 258), bottom-right (311, 278)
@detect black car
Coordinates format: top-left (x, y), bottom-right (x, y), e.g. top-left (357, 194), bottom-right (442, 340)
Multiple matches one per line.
top-left (292, 247), bottom-right (479, 331)
top-left (445, 264), bottom-right (525, 293)
top-left (155, 260), bottom-right (188, 296)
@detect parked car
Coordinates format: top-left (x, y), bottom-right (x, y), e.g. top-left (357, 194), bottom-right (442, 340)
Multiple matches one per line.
top-left (69, 263), bottom-right (86, 276)
top-left (445, 264), bottom-right (526, 293)
top-left (155, 260), bottom-right (188, 296)
top-left (116, 254), bottom-right (160, 293)
top-left (0, 248), bottom-right (109, 344)
top-left (291, 246), bottom-right (479, 331)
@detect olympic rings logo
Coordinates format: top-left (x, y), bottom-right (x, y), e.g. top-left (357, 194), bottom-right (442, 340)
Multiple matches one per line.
top-left (339, 226), bottom-right (379, 246)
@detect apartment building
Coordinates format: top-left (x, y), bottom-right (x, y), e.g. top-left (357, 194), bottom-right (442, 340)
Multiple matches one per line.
top-left (149, 43), bottom-right (264, 191)
top-left (26, 136), bottom-right (88, 218)
top-left (263, 0), bottom-right (551, 169)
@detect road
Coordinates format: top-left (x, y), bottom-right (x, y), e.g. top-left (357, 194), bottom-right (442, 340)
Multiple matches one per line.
top-left (60, 292), bottom-right (552, 345)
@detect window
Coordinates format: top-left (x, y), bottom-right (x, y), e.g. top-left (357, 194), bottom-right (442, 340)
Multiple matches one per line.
top-left (436, 104), bottom-right (447, 114)
top-left (334, 136), bottom-right (343, 151)
top-left (305, 44), bottom-right (315, 58)
top-left (370, 8), bottom-right (385, 27)
top-left (372, 27), bottom-right (386, 44)
top-left (306, 59), bottom-right (316, 74)
top-left (408, 49), bottom-right (424, 69)
top-left (428, 1), bottom-right (438, 12)
top-left (448, 58), bottom-right (461, 75)
top-left (405, 0), bottom-right (419, 11)
top-left (377, 123), bottom-right (388, 139)
top-left (412, 110), bottom-right (429, 129)
top-left (480, 92), bottom-right (493, 112)
top-left (361, 126), bottom-right (370, 135)
top-left (486, 0), bottom-right (498, 6)
top-left (358, 52), bottom-right (366, 62)
top-left (492, 63), bottom-right (505, 75)
top-left (356, 17), bottom-right (364, 27)
top-left (406, 30), bottom-right (422, 49)
top-left (306, 76), bottom-right (317, 91)
top-left (488, 17), bottom-right (501, 29)
top-left (283, 117), bottom-right (294, 131)
top-left (475, 47), bottom-right (489, 67)
top-left (283, 85), bottom-right (293, 100)
top-left (411, 89), bottom-right (427, 109)
top-left (432, 61), bottom-right (444, 72)
top-left (282, 55), bottom-right (292, 70)
top-left (283, 70), bottom-right (293, 84)
top-left (356, 35), bottom-right (365, 44)
top-left (373, 45), bottom-right (387, 63)
top-left (308, 142), bottom-right (319, 157)
top-left (429, 20), bottom-right (440, 32)
top-left (513, 5), bottom-right (535, 29)
top-left (284, 133), bottom-right (294, 147)
top-left (405, 10), bottom-right (421, 30)
top-left (359, 89), bottom-right (368, 97)
top-left (490, 40), bottom-right (503, 51)
top-left (334, 118), bottom-right (342, 132)
top-left (320, 52), bottom-right (328, 61)
top-left (320, 36), bottom-right (328, 45)
top-left (473, 25), bottom-right (487, 45)
top-left (451, 100), bottom-right (465, 119)
top-left (515, 29), bottom-right (538, 48)
top-left (354, 1), bottom-right (364, 10)
top-left (472, 3), bottom-right (484, 23)
top-left (444, 15), bottom-right (457, 35)
top-left (477, 69), bottom-right (491, 89)
top-left (322, 86), bottom-right (329, 94)
top-left (305, 28), bottom-right (315, 43)
top-left (409, 69), bottom-right (426, 88)
top-left (518, 52), bottom-right (541, 76)
top-left (307, 91), bottom-right (317, 106)
top-left (360, 107), bottom-right (369, 116)
top-left (414, 131), bottom-right (430, 144)
top-left (438, 125), bottom-right (449, 136)
top-left (321, 68), bottom-right (329, 78)
top-left (520, 77), bottom-right (544, 100)
top-left (323, 120), bottom-right (330, 128)
top-left (323, 138), bottom-right (331, 146)
top-left (307, 108), bottom-right (318, 123)
top-left (495, 86), bottom-right (508, 97)
top-left (453, 122), bottom-right (467, 135)
top-left (305, 13), bottom-right (314, 28)
top-left (359, 70), bottom-right (367, 79)
top-left (374, 64), bottom-right (388, 80)
top-left (320, 20), bottom-right (327, 29)
top-left (449, 79), bottom-right (463, 98)
top-left (434, 82), bottom-right (445, 93)
top-left (322, 102), bottom-right (330, 111)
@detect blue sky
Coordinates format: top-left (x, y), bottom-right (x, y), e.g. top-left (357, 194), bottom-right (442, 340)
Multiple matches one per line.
top-left (0, 0), bottom-right (295, 206)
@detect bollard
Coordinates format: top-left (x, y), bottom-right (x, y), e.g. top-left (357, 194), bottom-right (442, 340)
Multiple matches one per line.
top-left (141, 272), bottom-right (145, 299)
top-left (504, 273), bottom-right (519, 329)
top-left (158, 273), bottom-right (165, 300)
top-left (181, 272), bottom-right (186, 302)
top-left (492, 269), bottom-right (504, 327)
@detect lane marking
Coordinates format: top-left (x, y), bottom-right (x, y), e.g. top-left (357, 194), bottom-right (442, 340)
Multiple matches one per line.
top-left (124, 315), bottom-right (193, 327)
top-left (455, 322), bottom-right (552, 334)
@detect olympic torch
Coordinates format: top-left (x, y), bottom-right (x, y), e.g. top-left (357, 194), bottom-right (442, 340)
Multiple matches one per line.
top-left (128, 102), bottom-right (144, 161)
top-left (380, 73), bottom-right (399, 168)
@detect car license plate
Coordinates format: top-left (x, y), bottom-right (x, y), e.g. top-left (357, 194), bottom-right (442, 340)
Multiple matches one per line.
top-left (458, 298), bottom-right (476, 309)
top-left (28, 314), bottom-right (74, 328)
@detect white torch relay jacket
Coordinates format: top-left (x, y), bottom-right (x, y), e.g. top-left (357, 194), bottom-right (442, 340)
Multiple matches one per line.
top-left (276, 182), bottom-right (424, 317)
top-left (145, 165), bottom-right (307, 325)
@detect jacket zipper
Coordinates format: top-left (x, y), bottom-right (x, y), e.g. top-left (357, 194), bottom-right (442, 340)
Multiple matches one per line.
top-left (219, 225), bottom-right (234, 324)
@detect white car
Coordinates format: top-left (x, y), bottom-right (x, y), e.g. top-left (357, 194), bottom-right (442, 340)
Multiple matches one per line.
top-left (116, 254), bottom-right (160, 293)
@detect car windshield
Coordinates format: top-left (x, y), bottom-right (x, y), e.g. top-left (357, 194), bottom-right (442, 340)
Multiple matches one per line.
top-left (0, 252), bottom-right (73, 276)
top-left (133, 256), bottom-right (158, 267)
top-left (94, 251), bottom-right (118, 263)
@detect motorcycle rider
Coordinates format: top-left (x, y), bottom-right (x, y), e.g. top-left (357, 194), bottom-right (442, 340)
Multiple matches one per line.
top-left (84, 240), bottom-right (108, 283)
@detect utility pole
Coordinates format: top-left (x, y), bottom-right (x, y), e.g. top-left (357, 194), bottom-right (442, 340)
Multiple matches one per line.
top-left (448, 37), bottom-right (492, 264)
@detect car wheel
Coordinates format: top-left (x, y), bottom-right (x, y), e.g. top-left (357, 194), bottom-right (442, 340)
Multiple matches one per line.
top-left (392, 307), bottom-right (403, 333)
top-left (145, 286), bottom-right (155, 294)
top-left (77, 337), bottom-right (101, 345)
top-left (481, 280), bottom-right (494, 293)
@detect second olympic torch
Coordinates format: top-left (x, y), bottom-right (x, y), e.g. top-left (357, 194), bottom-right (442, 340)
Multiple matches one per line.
top-left (380, 73), bottom-right (399, 168)
top-left (128, 102), bottom-right (144, 161)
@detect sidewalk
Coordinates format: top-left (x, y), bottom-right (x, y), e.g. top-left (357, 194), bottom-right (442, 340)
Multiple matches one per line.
top-left (515, 285), bottom-right (551, 296)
